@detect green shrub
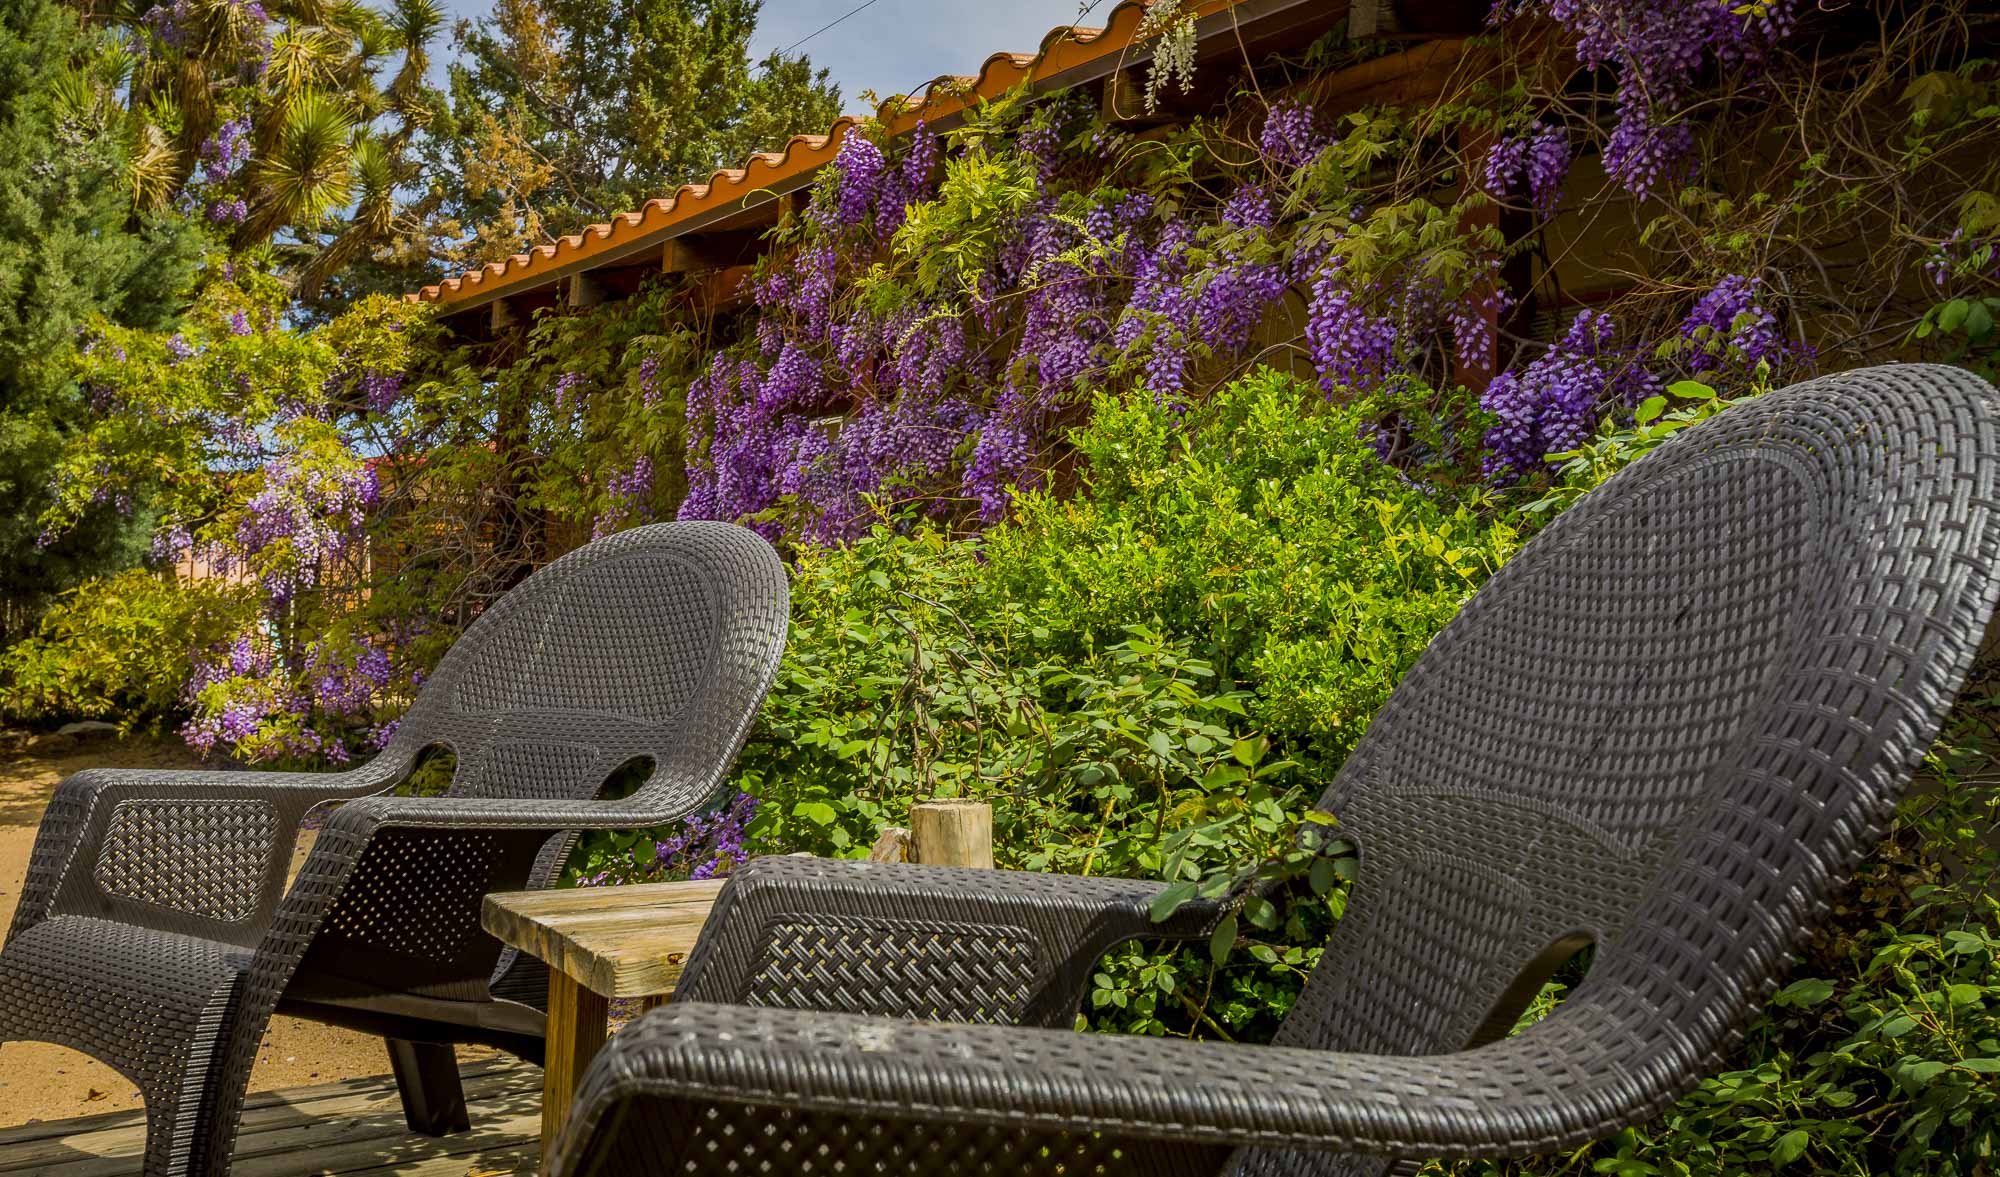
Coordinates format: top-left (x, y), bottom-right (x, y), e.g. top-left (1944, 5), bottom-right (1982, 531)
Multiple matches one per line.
top-left (722, 367), bottom-right (1519, 1040)
top-left (0, 568), bottom-right (255, 730)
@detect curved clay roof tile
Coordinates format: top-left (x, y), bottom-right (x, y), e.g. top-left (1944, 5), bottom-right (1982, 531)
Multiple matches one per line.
top-left (411, 0), bottom-right (1237, 306)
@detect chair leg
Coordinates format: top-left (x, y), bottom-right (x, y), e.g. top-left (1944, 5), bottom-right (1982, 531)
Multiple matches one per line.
top-left (385, 1038), bottom-right (470, 1136)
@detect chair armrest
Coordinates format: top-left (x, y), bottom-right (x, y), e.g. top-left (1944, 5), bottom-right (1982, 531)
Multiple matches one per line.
top-left (10, 760), bottom-right (409, 943)
top-left (555, 1000), bottom-right (1649, 1175)
top-left (671, 855), bottom-right (1234, 1027)
top-left (335, 793), bottom-right (678, 830)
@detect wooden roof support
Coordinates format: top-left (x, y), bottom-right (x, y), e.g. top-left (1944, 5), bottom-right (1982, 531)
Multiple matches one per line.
top-left (489, 297), bottom-right (519, 333)
top-left (663, 235), bottom-right (746, 274)
top-left (1347, 0), bottom-right (1400, 38)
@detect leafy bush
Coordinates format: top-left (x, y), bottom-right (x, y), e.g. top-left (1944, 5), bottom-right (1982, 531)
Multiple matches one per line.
top-left (0, 568), bottom-right (255, 729)
top-left (703, 367), bottom-right (1518, 1038)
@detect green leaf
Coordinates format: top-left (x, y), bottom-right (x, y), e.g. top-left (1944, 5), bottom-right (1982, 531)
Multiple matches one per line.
top-left (1940, 298), bottom-right (1972, 333)
top-left (1774, 978), bottom-right (1836, 1008)
top-left (1635, 395), bottom-right (1668, 425)
top-left (1208, 915), bottom-right (1238, 963)
top-left (1901, 1060), bottom-right (1950, 1086)
top-left (1966, 300), bottom-right (1996, 341)
top-left (1231, 735), bottom-right (1269, 767)
top-left (791, 801), bottom-right (837, 826)
top-left (1244, 895), bottom-right (1278, 930)
top-left (1666, 380), bottom-right (1717, 400)
top-left (1309, 856), bottom-right (1338, 896)
top-left (1770, 1129), bottom-right (1809, 1167)
top-left (1149, 880), bottom-right (1198, 922)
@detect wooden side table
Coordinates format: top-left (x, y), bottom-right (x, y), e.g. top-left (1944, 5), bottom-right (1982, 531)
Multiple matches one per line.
top-left (480, 803), bottom-right (994, 1164)
top-left (480, 878), bottom-right (726, 1163)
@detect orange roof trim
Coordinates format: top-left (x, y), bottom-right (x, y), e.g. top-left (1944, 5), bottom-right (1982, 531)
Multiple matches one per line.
top-left (409, 0), bottom-right (1270, 310)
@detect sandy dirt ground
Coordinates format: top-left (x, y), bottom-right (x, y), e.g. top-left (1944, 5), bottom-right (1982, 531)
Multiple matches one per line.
top-left (0, 736), bottom-right (499, 1128)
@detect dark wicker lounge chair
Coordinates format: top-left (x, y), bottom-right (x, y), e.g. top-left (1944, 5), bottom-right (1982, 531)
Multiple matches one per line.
top-left (0, 520), bottom-right (789, 1177)
top-left (550, 364), bottom-right (2000, 1177)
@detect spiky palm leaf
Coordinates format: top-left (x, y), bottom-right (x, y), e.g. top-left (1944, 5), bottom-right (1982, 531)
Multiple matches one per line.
top-left (341, 2), bottom-right (395, 62)
top-left (385, 0), bottom-right (442, 114)
top-left (293, 134), bottom-right (398, 301)
top-left (246, 88), bottom-right (356, 239)
top-left (128, 122), bottom-right (180, 211)
top-left (264, 25), bottom-right (347, 97)
top-left (211, 0), bottom-right (268, 52)
top-left (269, 0), bottom-right (332, 26)
top-left (47, 69), bottom-right (100, 124)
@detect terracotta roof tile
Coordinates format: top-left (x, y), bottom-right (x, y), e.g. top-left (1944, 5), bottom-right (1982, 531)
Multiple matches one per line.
top-left (410, 0), bottom-right (1278, 308)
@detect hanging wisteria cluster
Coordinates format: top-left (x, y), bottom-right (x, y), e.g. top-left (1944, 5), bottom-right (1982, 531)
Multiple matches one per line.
top-left (189, 117), bottom-right (254, 225)
top-left (677, 93), bottom-right (1518, 542)
top-left (1678, 273), bottom-right (1791, 373)
top-left (1486, 0), bottom-right (1797, 200)
top-left (1481, 122), bottom-right (1571, 214)
top-left (1480, 309), bottom-right (1658, 483)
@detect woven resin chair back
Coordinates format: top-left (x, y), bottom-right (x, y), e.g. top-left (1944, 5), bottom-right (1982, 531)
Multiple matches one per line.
top-left (385, 520), bottom-right (789, 817)
top-left (1240, 366), bottom-right (1999, 1175)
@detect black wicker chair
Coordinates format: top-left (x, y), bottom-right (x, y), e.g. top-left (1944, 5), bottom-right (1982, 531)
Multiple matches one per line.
top-left (550, 364), bottom-right (2000, 1177)
top-left (0, 520), bottom-right (789, 1177)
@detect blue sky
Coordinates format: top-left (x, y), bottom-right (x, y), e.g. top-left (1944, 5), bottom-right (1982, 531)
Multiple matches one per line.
top-left (436, 0), bottom-right (1115, 114)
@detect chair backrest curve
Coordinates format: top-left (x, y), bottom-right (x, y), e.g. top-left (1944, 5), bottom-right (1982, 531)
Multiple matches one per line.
top-left (387, 520), bottom-right (790, 823)
top-left (1248, 365), bottom-right (2000, 1173)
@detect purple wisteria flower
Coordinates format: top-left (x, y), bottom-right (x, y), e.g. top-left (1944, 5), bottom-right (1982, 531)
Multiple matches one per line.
top-left (1260, 98), bottom-right (1334, 169)
top-left (1307, 270), bottom-right (1397, 393)
top-left (1482, 123), bottom-right (1571, 213)
top-left (1679, 274), bottom-right (1786, 372)
top-left (361, 371), bottom-right (404, 413)
top-left (815, 132), bottom-right (886, 234)
top-left (1490, 0), bottom-right (1797, 199)
top-left (1480, 309), bottom-right (1659, 482)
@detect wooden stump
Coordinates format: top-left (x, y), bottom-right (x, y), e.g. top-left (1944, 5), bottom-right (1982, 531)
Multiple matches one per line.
top-left (908, 801), bottom-right (993, 869)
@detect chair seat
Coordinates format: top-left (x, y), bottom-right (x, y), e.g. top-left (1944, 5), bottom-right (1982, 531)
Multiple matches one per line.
top-left (0, 916), bottom-right (250, 1100)
top-left (279, 987), bottom-right (548, 1042)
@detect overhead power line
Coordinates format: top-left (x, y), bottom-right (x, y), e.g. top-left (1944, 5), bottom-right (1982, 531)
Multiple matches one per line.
top-left (779, 0), bottom-right (889, 57)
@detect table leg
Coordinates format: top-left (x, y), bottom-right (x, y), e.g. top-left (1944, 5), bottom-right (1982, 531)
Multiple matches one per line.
top-left (541, 970), bottom-right (608, 1165)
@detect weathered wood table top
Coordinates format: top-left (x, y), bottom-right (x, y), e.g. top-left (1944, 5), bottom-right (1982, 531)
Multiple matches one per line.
top-left (482, 877), bottom-right (727, 999)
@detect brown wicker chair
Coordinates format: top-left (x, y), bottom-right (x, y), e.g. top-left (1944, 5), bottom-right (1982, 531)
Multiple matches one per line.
top-left (549, 364), bottom-right (2000, 1177)
top-left (0, 520), bottom-right (789, 1177)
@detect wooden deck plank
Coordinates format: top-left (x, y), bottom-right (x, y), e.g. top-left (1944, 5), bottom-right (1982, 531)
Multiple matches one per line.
top-left (229, 1104), bottom-right (540, 1177)
top-left (0, 1058), bottom-right (524, 1149)
top-left (0, 1062), bottom-right (539, 1177)
top-left (344, 1142), bottom-right (538, 1177)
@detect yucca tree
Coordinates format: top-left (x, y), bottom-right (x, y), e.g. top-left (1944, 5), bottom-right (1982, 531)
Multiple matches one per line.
top-left (242, 89), bottom-right (357, 242)
top-left (101, 0), bottom-right (443, 306)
